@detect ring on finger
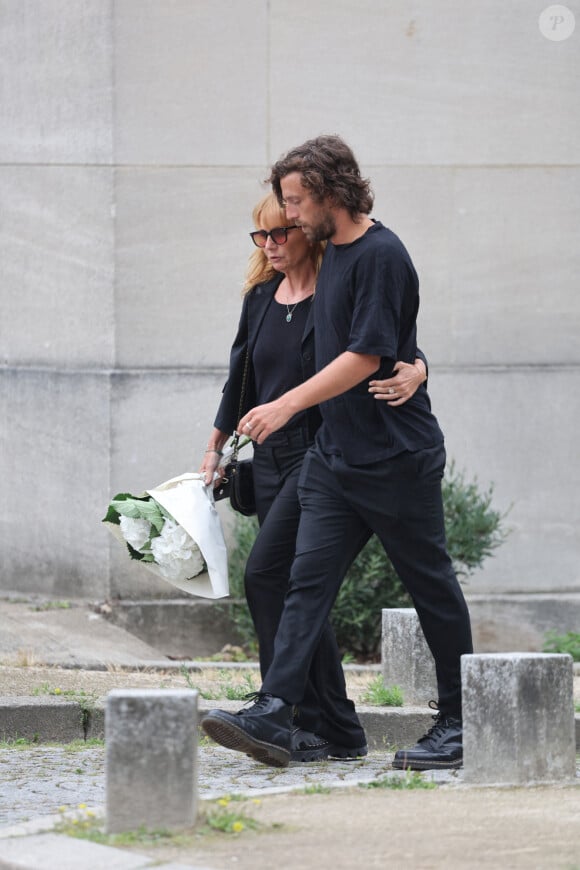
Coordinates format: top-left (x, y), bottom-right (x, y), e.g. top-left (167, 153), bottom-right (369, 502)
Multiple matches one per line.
top-left (387, 387), bottom-right (395, 395)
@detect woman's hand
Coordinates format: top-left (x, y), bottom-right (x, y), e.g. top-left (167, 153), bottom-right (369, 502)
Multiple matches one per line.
top-left (238, 399), bottom-right (293, 445)
top-left (199, 451), bottom-right (224, 487)
top-left (368, 359), bottom-right (427, 406)
top-left (198, 429), bottom-right (228, 486)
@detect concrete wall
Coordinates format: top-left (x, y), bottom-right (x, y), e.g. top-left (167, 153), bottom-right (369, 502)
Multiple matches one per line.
top-left (1, 2), bottom-right (578, 614)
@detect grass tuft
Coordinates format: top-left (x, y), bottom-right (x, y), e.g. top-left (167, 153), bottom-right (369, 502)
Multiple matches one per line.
top-left (360, 675), bottom-right (403, 706)
top-left (361, 771), bottom-right (437, 790)
top-left (0, 734), bottom-right (40, 748)
top-left (179, 665), bottom-right (258, 700)
top-left (302, 784), bottom-right (331, 794)
top-left (54, 796), bottom-right (267, 844)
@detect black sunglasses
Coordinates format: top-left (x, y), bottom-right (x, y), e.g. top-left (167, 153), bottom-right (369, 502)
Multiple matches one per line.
top-left (249, 226), bottom-right (301, 247)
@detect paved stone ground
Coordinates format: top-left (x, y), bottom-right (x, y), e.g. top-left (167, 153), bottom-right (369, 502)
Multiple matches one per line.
top-left (1, 741), bottom-right (578, 870)
top-left (1, 599), bottom-right (579, 869)
top-left (0, 740), bottom-right (460, 829)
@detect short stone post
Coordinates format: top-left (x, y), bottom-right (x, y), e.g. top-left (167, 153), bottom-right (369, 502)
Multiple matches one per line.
top-left (105, 689), bottom-right (198, 833)
top-left (462, 653), bottom-right (576, 784)
top-left (381, 608), bottom-right (437, 706)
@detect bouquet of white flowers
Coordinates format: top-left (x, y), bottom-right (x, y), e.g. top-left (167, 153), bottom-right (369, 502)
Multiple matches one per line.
top-left (103, 472), bottom-right (228, 598)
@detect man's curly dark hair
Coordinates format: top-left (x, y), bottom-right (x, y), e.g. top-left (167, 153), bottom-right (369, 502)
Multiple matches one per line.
top-left (268, 134), bottom-right (374, 219)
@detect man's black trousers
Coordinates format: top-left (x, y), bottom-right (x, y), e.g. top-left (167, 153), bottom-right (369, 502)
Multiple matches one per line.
top-left (262, 442), bottom-right (473, 718)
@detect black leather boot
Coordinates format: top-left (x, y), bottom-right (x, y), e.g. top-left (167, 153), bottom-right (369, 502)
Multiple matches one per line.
top-left (290, 728), bottom-right (331, 762)
top-left (289, 728), bottom-right (369, 762)
top-left (327, 741), bottom-right (368, 760)
top-left (201, 693), bottom-right (293, 767)
top-left (392, 712), bottom-right (463, 771)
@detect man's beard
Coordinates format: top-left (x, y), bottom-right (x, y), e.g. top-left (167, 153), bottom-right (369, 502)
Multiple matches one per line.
top-left (304, 212), bottom-right (336, 242)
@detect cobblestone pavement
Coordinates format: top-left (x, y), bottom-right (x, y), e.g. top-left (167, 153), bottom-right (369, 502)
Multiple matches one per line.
top-left (0, 741), bottom-right (460, 829)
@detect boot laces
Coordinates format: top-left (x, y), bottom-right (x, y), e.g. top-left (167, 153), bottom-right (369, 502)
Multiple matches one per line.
top-left (237, 692), bottom-right (271, 714)
top-left (418, 712), bottom-right (447, 743)
top-left (418, 700), bottom-right (458, 743)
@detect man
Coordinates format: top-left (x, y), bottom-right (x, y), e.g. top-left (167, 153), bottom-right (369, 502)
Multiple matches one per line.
top-left (202, 134), bottom-right (473, 770)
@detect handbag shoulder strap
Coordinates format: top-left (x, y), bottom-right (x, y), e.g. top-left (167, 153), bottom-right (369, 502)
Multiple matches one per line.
top-left (232, 329), bottom-right (251, 461)
top-left (237, 346), bottom-right (250, 425)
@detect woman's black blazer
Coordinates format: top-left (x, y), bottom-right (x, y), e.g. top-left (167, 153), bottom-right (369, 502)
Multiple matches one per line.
top-left (213, 274), bottom-right (321, 439)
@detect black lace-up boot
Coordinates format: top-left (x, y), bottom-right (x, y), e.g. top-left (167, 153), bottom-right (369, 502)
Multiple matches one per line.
top-left (290, 728), bottom-right (369, 762)
top-left (201, 693), bottom-right (293, 767)
top-left (290, 728), bottom-right (330, 762)
top-left (392, 703), bottom-right (463, 771)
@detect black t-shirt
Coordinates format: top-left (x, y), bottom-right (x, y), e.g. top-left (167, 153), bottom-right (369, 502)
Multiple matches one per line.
top-left (314, 221), bottom-right (443, 464)
top-left (253, 295), bottom-right (312, 431)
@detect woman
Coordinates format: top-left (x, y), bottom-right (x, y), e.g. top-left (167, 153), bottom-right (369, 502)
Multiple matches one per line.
top-left (200, 193), bottom-right (426, 761)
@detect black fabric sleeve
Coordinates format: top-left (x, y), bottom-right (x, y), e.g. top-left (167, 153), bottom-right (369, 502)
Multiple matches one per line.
top-left (213, 295), bottom-right (251, 435)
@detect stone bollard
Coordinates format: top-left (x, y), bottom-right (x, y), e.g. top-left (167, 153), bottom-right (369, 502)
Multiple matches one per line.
top-left (105, 689), bottom-right (198, 833)
top-left (381, 608), bottom-right (437, 706)
top-left (462, 653), bottom-right (576, 784)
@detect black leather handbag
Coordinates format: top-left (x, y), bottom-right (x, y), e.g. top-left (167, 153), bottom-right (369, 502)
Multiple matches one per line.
top-left (213, 434), bottom-right (255, 516)
top-left (223, 455), bottom-right (255, 516)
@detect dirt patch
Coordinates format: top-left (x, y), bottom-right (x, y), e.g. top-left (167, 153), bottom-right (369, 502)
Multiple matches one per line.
top-left (123, 785), bottom-right (580, 870)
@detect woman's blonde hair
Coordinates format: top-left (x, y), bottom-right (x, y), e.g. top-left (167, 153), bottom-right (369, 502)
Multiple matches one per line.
top-left (243, 192), bottom-right (325, 293)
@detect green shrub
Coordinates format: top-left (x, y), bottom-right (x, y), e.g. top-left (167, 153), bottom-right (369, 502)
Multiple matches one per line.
top-left (542, 631), bottom-right (580, 662)
top-left (228, 461), bottom-right (508, 660)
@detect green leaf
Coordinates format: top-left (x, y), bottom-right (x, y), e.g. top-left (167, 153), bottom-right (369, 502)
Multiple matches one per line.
top-left (102, 505), bottom-right (121, 525)
top-left (126, 542), bottom-right (146, 561)
top-left (126, 542), bottom-right (155, 562)
top-left (102, 492), bottom-right (149, 524)
top-left (107, 496), bottom-right (166, 534)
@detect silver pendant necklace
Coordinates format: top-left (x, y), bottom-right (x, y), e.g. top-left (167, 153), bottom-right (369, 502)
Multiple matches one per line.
top-left (283, 286), bottom-right (314, 323)
top-left (285, 300), bottom-right (300, 323)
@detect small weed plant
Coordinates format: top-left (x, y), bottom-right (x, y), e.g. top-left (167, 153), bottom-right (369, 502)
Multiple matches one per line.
top-left (361, 771), bottom-right (437, 790)
top-left (360, 676), bottom-right (403, 707)
top-left (63, 738), bottom-right (105, 752)
top-left (55, 805), bottom-right (193, 847)
top-left (55, 797), bottom-right (267, 844)
top-left (220, 672), bottom-right (258, 701)
top-left (302, 784), bottom-right (332, 794)
top-left (13, 649), bottom-right (39, 668)
top-left (0, 735), bottom-right (40, 748)
top-left (32, 600), bottom-right (72, 611)
top-left (179, 665), bottom-right (257, 700)
top-left (202, 796), bottom-right (263, 834)
top-left (180, 664), bottom-right (198, 690)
